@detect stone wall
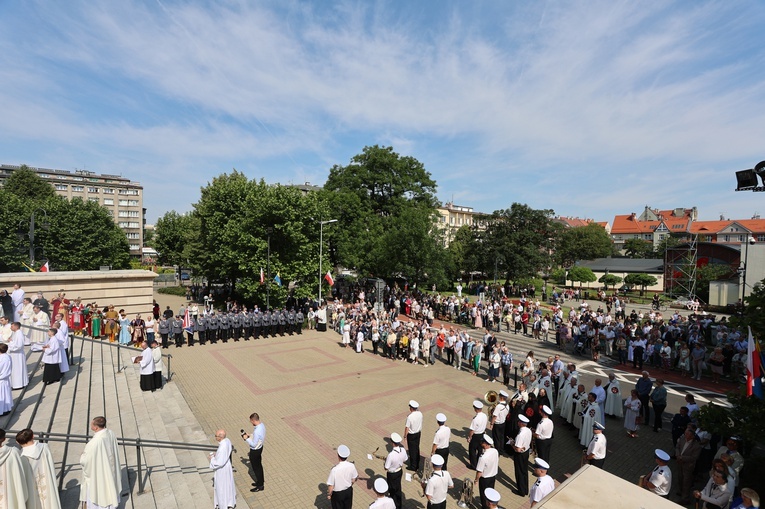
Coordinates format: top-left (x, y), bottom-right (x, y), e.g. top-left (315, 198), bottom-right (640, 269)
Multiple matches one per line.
top-left (1, 270), bottom-right (157, 317)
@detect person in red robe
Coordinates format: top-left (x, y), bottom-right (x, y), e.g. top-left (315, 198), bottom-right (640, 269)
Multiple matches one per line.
top-left (69, 299), bottom-right (84, 334)
top-left (51, 292), bottom-right (70, 322)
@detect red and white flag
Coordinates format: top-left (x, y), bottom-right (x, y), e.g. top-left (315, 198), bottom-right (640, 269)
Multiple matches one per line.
top-left (260, 267), bottom-right (265, 284)
top-left (39, 261), bottom-right (50, 272)
top-left (324, 271), bottom-right (334, 286)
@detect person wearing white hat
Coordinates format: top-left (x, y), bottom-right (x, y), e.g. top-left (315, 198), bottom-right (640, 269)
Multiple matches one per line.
top-left (475, 435), bottom-right (499, 509)
top-left (467, 401), bottom-right (488, 470)
top-left (484, 487), bottom-right (501, 509)
top-left (585, 422), bottom-right (607, 468)
top-left (424, 454), bottom-right (453, 509)
top-left (641, 449), bottom-right (672, 497)
top-left (385, 433), bottom-right (408, 509)
top-left (490, 391), bottom-right (510, 455)
top-left (511, 414), bottom-right (532, 496)
top-left (529, 458), bottom-right (554, 507)
top-left (534, 405), bottom-right (554, 463)
top-left (327, 445), bottom-right (358, 508)
top-left (431, 413), bottom-right (451, 470)
top-left (370, 477), bottom-right (396, 509)
top-left (404, 400), bottom-right (423, 472)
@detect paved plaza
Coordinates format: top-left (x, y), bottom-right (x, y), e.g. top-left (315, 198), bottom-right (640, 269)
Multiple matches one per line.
top-left (159, 293), bottom-right (733, 509)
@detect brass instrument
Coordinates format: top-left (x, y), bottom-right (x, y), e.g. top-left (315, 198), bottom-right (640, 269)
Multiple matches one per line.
top-left (412, 456), bottom-right (433, 498)
top-left (369, 446), bottom-right (386, 460)
top-left (457, 476), bottom-right (474, 508)
top-left (484, 390), bottom-right (498, 417)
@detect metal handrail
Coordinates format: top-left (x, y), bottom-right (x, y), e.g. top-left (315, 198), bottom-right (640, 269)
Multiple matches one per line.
top-left (6, 429), bottom-right (219, 494)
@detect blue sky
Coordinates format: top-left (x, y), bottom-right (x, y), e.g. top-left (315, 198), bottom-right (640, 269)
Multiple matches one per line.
top-left (1, 1), bottom-right (764, 224)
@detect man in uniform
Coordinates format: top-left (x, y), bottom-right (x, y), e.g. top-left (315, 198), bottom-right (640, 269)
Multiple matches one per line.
top-left (222, 312), bottom-right (233, 342)
top-left (511, 414), bottom-right (532, 496)
top-left (370, 477), bottom-right (395, 509)
top-left (484, 487), bottom-right (501, 509)
top-left (253, 309), bottom-right (262, 339)
top-left (474, 435), bottom-right (499, 509)
top-left (158, 316), bottom-right (170, 348)
top-left (243, 310), bottom-right (253, 340)
top-left (271, 309), bottom-right (280, 336)
top-left (467, 400), bottom-right (488, 470)
top-left (489, 390), bottom-right (509, 455)
top-left (327, 444), bottom-right (358, 509)
top-left (534, 405), bottom-right (554, 463)
top-left (287, 308), bottom-right (296, 335)
top-left (196, 313), bottom-right (207, 345)
top-left (262, 309), bottom-right (271, 337)
top-left (230, 311), bottom-right (241, 341)
top-left (529, 458), bottom-right (555, 507)
top-left (585, 422), bottom-right (607, 468)
top-left (424, 454), bottom-right (452, 509)
top-left (171, 315), bottom-right (184, 348)
top-left (207, 312), bottom-right (219, 344)
top-left (185, 315), bottom-right (196, 346)
top-left (404, 400), bottom-right (423, 472)
top-left (431, 413), bottom-right (451, 470)
top-left (641, 449), bottom-right (672, 498)
top-left (295, 308), bottom-right (304, 334)
top-left (384, 433), bottom-right (408, 509)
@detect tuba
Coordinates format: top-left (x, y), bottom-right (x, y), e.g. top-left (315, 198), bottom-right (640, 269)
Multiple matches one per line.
top-left (484, 390), bottom-right (498, 417)
top-left (457, 476), bottom-right (474, 508)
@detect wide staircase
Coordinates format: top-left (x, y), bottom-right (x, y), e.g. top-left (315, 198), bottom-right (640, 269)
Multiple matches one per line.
top-left (3, 333), bottom-right (222, 509)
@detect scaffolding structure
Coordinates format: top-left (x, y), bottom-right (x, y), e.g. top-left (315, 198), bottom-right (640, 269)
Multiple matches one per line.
top-left (664, 233), bottom-right (698, 300)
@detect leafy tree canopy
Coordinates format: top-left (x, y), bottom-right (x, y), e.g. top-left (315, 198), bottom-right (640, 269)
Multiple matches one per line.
top-left (598, 273), bottom-right (622, 289)
top-left (3, 165), bottom-right (56, 202)
top-left (623, 238), bottom-right (653, 259)
top-left (567, 266), bottom-right (596, 285)
top-left (623, 273), bottom-right (658, 290)
top-left (556, 223), bottom-right (613, 266)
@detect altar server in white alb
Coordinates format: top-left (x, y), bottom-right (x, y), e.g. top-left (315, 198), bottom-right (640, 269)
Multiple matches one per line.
top-left (0, 344), bottom-right (13, 416)
top-left (41, 328), bottom-right (62, 385)
top-left (8, 322), bottom-right (29, 389)
top-left (209, 430), bottom-right (236, 509)
top-left (133, 341), bottom-right (155, 392)
top-left (604, 373), bottom-right (623, 418)
top-left (55, 315), bottom-right (69, 375)
top-left (0, 427), bottom-right (29, 508)
top-left (30, 306), bottom-right (49, 345)
top-left (80, 416), bottom-right (122, 509)
top-left (17, 428), bottom-right (62, 509)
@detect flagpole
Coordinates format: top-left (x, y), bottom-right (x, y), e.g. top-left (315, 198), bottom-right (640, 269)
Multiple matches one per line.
top-left (317, 219), bottom-right (338, 305)
top-left (266, 227), bottom-right (273, 310)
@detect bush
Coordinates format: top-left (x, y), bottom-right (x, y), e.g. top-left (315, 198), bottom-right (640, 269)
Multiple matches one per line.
top-left (157, 286), bottom-right (187, 297)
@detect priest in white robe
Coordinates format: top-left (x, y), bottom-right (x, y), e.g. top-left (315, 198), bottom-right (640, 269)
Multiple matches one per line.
top-left (30, 307), bottom-right (50, 345)
top-left (604, 374), bottom-right (623, 418)
top-left (11, 284), bottom-right (24, 322)
top-left (579, 394), bottom-right (603, 447)
top-left (8, 323), bottom-right (29, 389)
top-left (19, 298), bottom-right (34, 345)
top-left (0, 316), bottom-right (11, 343)
top-left (0, 427), bottom-right (28, 508)
top-left (16, 428), bottom-right (62, 509)
top-left (80, 416), bottom-right (122, 509)
top-left (41, 329), bottom-right (62, 385)
top-left (133, 342), bottom-right (154, 392)
top-left (0, 344), bottom-right (13, 415)
top-left (55, 320), bottom-right (69, 375)
top-left (209, 430), bottom-right (236, 509)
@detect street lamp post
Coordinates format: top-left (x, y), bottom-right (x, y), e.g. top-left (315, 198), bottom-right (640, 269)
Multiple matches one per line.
top-left (19, 209), bottom-right (49, 266)
top-left (741, 236), bottom-right (755, 305)
top-left (318, 219), bottom-right (338, 305)
top-left (266, 227), bottom-right (273, 310)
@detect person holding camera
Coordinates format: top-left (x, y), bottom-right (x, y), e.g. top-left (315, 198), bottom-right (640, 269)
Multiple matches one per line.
top-left (241, 413), bottom-right (266, 492)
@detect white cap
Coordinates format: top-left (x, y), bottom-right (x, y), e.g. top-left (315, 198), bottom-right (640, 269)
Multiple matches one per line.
top-left (499, 390), bottom-right (509, 398)
top-left (337, 444), bottom-right (350, 458)
top-left (483, 435), bottom-right (494, 446)
top-left (655, 449), bottom-right (670, 462)
top-left (436, 413), bottom-right (447, 422)
top-left (535, 458), bottom-right (550, 469)
top-left (374, 477), bottom-right (389, 493)
top-left (473, 400), bottom-right (484, 409)
top-left (431, 454), bottom-right (444, 466)
top-left (518, 415), bottom-right (529, 423)
top-left (390, 432), bottom-right (402, 443)
top-left (409, 400), bottom-right (419, 408)
top-left (542, 405), bottom-right (553, 415)
top-left (593, 421), bottom-right (605, 431)
top-left (485, 487), bottom-right (501, 503)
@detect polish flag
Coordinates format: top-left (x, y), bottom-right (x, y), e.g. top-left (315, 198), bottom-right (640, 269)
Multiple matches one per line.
top-left (39, 261), bottom-right (50, 272)
top-left (324, 271), bottom-right (334, 286)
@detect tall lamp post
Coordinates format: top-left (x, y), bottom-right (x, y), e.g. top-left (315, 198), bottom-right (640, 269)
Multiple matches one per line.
top-left (741, 236), bottom-right (755, 305)
top-left (266, 227), bottom-right (273, 310)
top-left (18, 209), bottom-right (49, 266)
top-left (317, 219), bottom-right (338, 304)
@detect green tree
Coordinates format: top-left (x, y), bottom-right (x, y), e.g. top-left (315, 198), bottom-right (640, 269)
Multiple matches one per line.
top-left (598, 273), bottom-right (623, 290)
top-left (550, 268), bottom-right (567, 285)
top-left (623, 238), bottom-right (653, 258)
top-left (653, 235), bottom-right (682, 258)
top-left (567, 266), bottom-right (597, 289)
top-left (556, 223), bottom-right (614, 266)
top-left (475, 203), bottom-right (561, 282)
top-left (2, 165), bottom-right (56, 201)
top-left (446, 224), bottom-right (479, 281)
top-left (623, 273), bottom-right (659, 292)
top-left (733, 277), bottom-right (765, 340)
top-left (154, 211), bottom-right (200, 266)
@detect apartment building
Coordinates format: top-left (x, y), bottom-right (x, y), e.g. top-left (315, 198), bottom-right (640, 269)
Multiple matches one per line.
top-left (0, 164), bottom-right (145, 257)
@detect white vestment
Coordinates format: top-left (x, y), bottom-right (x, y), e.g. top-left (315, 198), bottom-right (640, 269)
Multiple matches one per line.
top-left (20, 303), bottom-right (34, 345)
top-left (538, 375), bottom-right (555, 409)
top-left (209, 438), bottom-right (236, 509)
top-left (579, 402), bottom-right (603, 447)
top-left (11, 288), bottom-right (24, 322)
top-left (0, 443), bottom-right (29, 509)
top-left (30, 312), bottom-right (50, 345)
top-left (41, 336), bottom-right (60, 365)
top-left (20, 442), bottom-right (62, 509)
top-left (80, 429), bottom-right (122, 509)
top-left (604, 380), bottom-right (623, 418)
top-left (0, 324), bottom-right (10, 343)
top-left (56, 327), bottom-right (69, 374)
top-left (0, 354), bottom-right (12, 414)
top-left (8, 329), bottom-right (29, 389)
